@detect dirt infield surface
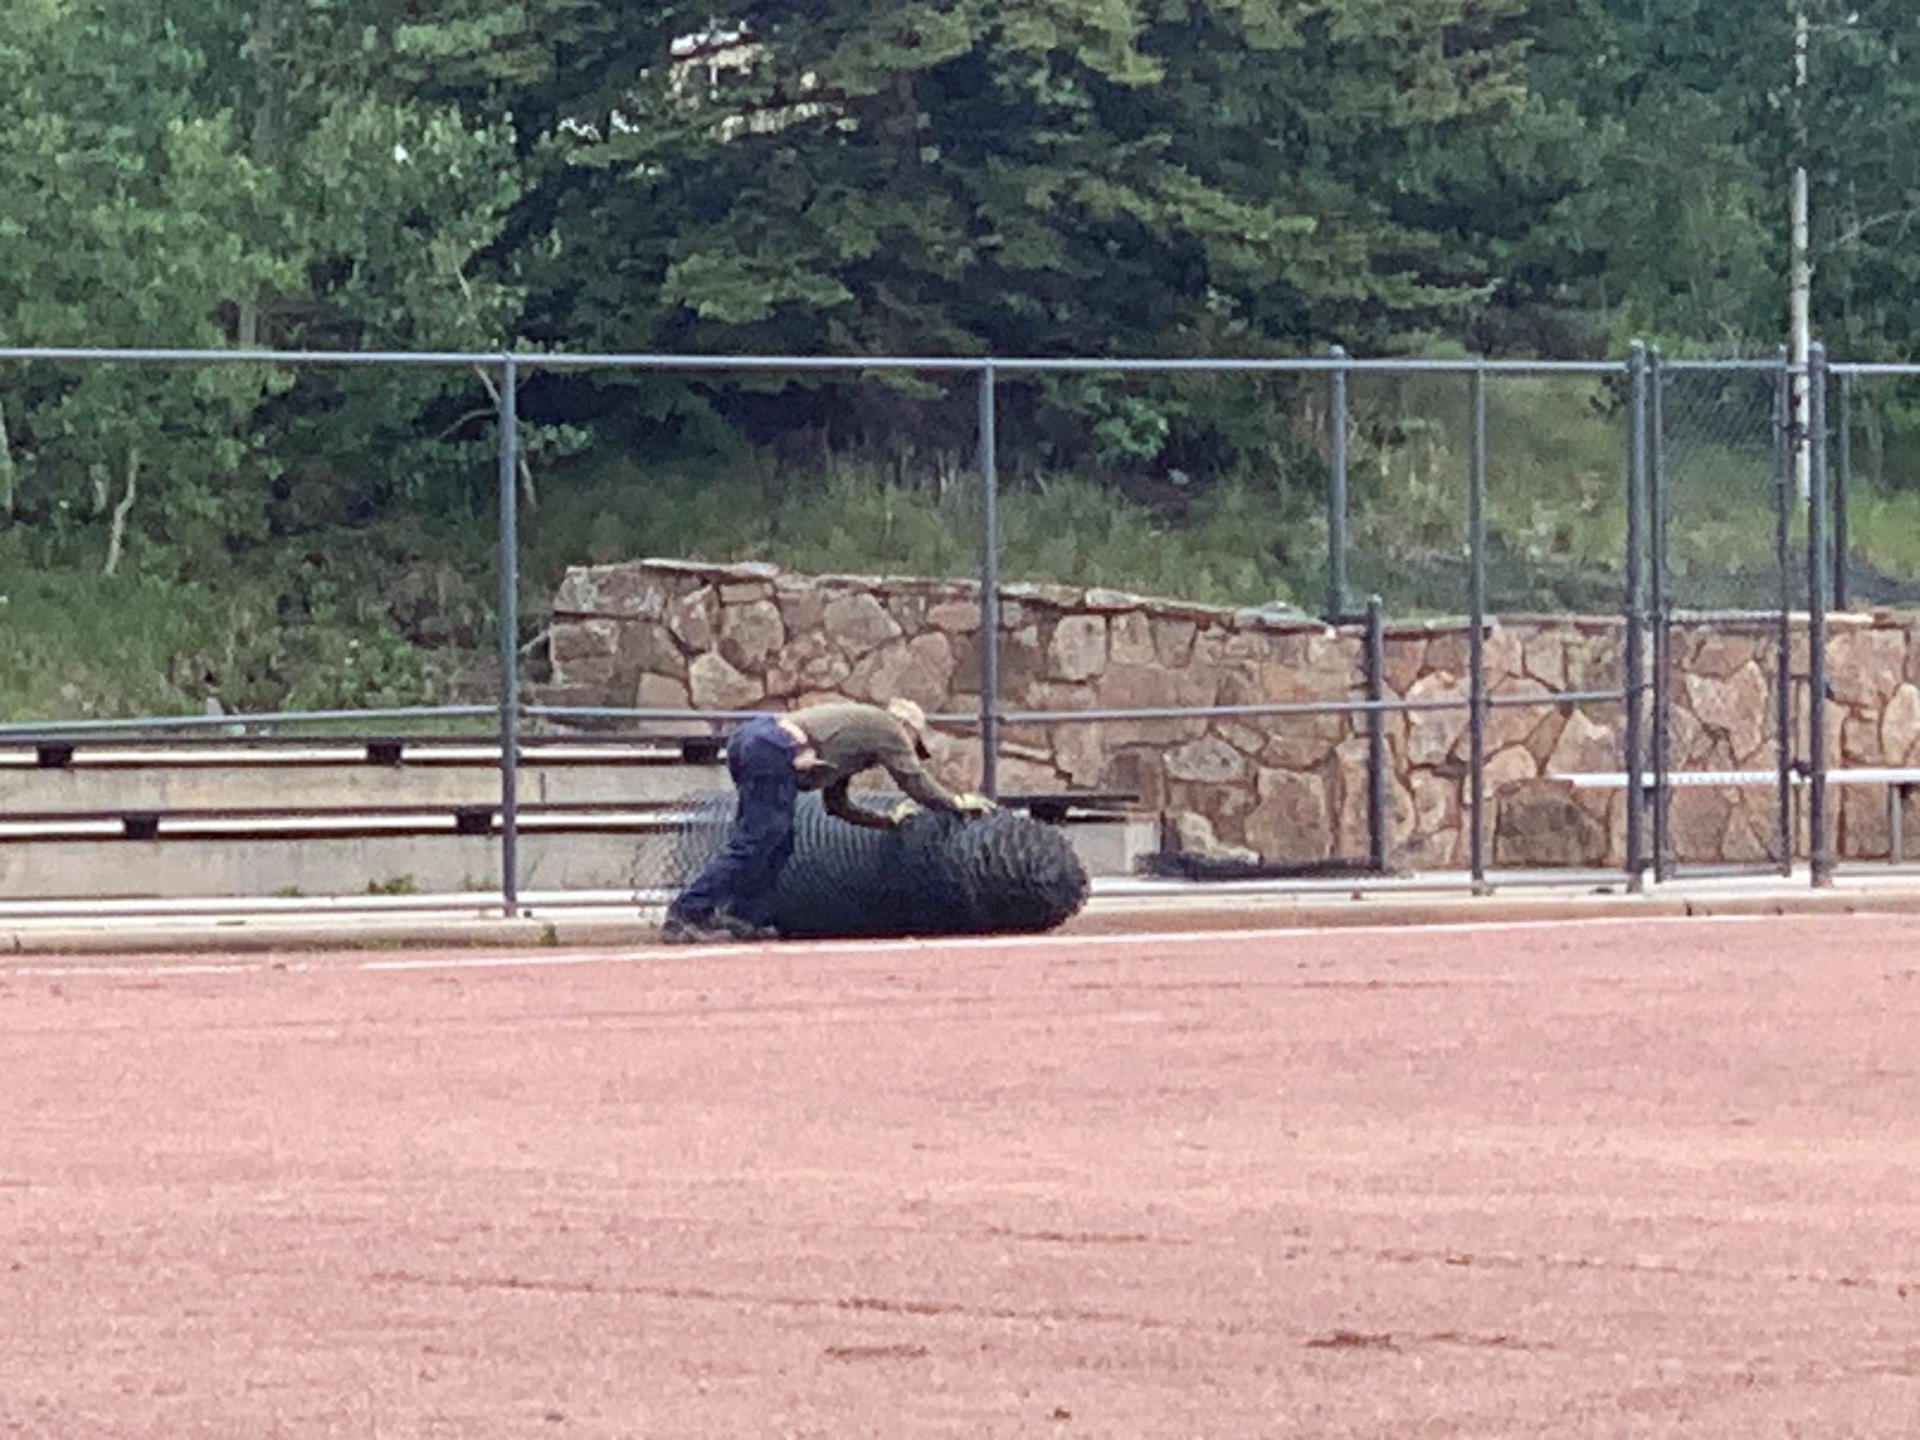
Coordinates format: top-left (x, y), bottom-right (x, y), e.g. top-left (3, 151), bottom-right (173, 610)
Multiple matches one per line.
top-left (4, 915), bottom-right (1919, 1438)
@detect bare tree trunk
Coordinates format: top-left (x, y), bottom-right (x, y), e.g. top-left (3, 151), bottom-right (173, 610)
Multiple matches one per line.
top-left (238, 0), bottom-right (281, 350)
top-left (471, 362), bottom-right (539, 510)
top-left (1864, 393), bottom-right (1886, 486)
top-left (449, 257), bottom-right (538, 510)
top-left (104, 446), bottom-right (139, 578)
top-left (0, 394), bottom-right (15, 525)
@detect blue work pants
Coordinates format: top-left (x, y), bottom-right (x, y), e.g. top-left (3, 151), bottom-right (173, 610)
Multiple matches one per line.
top-left (667, 716), bottom-right (801, 928)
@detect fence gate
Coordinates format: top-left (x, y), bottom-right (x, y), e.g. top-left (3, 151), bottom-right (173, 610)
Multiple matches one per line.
top-left (1649, 357), bottom-right (1799, 879)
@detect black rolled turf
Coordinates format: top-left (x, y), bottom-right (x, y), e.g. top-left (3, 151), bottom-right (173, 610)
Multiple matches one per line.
top-left (663, 792), bottom-right (1091, 939)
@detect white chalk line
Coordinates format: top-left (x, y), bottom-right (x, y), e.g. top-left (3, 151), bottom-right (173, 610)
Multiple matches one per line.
top-left (0, 909), bottom-right (1835, 982)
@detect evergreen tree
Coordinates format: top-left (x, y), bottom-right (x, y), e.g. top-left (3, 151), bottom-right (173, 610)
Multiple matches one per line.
top-left (524, 0), bottom-right (1537, 469)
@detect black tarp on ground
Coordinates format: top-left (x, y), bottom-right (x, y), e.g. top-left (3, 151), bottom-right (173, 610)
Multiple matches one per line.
top-left (658, 791), bottom-right (1091, 939)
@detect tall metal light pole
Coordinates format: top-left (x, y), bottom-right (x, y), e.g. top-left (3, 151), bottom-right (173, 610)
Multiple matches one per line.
top-left (1791, 0), bottom-right (1812, 502)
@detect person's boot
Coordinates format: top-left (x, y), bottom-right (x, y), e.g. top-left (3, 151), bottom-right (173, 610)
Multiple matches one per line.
top-left (660, 913), bottom-right (736, 945)
top-left (713, 909), bottom-right (781, 942)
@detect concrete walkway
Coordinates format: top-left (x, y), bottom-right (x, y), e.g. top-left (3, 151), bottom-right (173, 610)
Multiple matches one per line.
top-left (5, 867), bottom-right (1920, 955)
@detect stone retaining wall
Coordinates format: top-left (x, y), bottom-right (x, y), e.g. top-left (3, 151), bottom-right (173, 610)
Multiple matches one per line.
top-left (546, 559), bottom-right (1920, 868)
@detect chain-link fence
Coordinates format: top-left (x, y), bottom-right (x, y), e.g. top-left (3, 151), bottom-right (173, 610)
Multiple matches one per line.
top-left (4, 344), bottom-right (1900, 910)
top-left (517, 369), bottom-right (990, 738)
top-left (1825, 363), bottom-right (1920, 868)
top-left (1656, 362), bottom-right (1790, 614)
top-left (1342, 367), bottom-right (1473, 619)
top-left (1833, 370), bottom-right (1920, 611)
top-left (1649, 358), bottom-right (1796, 877)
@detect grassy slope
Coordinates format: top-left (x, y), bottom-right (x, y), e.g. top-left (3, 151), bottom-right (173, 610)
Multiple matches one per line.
top-left (8, 376), bottom-right (1919, 725)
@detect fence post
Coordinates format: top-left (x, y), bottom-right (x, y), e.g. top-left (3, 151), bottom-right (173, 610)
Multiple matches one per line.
top-left (1773, 352), bottom-right (1794, 876)
top-left (1326, 345), bottom-right (1350, 621)
top-left (1835, 370), bottom-right (1852, 611)
top-left (496, 353), bottom-right (521, 915)
top-left (1468, 363), bottom-right (1488, 890)
top-left (1624, 342), bottom-right (1649, 892)
top-left (977, 363), bottom-right (1001, 799)
top-left (1649, 348), bottom-right (1670, 881)
top-left (1365, 594), bottom-right (1388, 873)
top-left (1808, 342), bottom-right (1833, 887)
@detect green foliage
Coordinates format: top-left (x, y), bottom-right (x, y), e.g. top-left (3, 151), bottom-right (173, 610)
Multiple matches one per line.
top-left (1002, 474), bottom-right (1319, 606)
top-left (517, 445), bottom-right (1322, 612)
top-left (0, 2), bottom-right (293, 551)
top-left (0, 520), bottom-right (457, 721)
top-left (0, 0), bottom-right (545, 571)
top-left (540, 0), bottom-right (1537, 469)
top-left (1848, 489), bottom-right (1920, 581)
top-left (1803, 4), bottom-right (1920, 359)
top-left (16, 0), bottom-right (1920, 723)
top-left (1493, 0), bottom-right (1781, 352)
top-left (0, 533), bottom-right (240, 720)
top-left (1495, 0), bottom-right (1920, 364)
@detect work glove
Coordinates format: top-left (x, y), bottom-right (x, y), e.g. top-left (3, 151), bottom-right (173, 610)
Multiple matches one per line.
top-left (953, 791), bottom-right (997, 816)
top-left (888, 797), bottom-right (922, 825)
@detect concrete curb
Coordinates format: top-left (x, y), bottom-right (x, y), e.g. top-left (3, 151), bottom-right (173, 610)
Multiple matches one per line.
top-left (1063, 889), bottom-right (1920, 935)
top-left (7, 885), bottom-right (1920, 957)
top-left (0, 917), bottom-right (652, 959)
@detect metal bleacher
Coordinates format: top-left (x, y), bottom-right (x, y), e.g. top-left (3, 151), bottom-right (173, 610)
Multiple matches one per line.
top-left (0, 733), bottom-right (1147, 903)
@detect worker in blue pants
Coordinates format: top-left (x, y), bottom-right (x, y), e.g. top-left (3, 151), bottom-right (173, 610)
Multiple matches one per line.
top-left (663, 698), bottom-right (992, 943)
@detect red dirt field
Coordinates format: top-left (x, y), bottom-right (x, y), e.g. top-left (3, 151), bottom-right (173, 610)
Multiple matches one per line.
top-left (4, 914), bottom-right (1919, 1438)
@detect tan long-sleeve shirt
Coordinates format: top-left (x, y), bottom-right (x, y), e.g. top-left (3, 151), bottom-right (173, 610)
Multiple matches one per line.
top-left (784, 701), bottom-right (962, 827)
